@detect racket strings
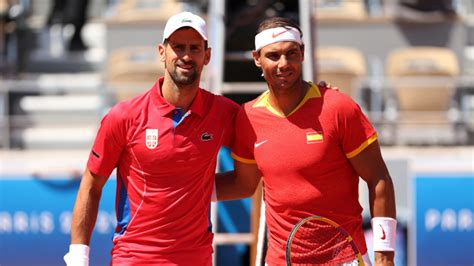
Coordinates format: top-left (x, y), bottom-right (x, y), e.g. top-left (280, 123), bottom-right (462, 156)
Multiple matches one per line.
top-left (289, 219), bottom-right (359, 265)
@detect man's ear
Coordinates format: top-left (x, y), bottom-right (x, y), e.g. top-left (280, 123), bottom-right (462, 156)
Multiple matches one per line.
top-left (204, 47), bottom-right (211, 65)
top-left (300, 44), bottom-right (305, 61)
top-left (158, 44), bottom-right (166, 62)
top-left (252, 50), bottom-right (261, 68)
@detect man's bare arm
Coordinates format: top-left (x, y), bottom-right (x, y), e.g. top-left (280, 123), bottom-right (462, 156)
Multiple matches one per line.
top-left (70, 168), bottom-right (109, 245)
top-left (216, 161), bottom-right (262, 201)
top-left (349, 140), bottom-right (396, 266)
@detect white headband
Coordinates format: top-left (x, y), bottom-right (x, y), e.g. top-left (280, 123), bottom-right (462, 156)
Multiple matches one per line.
top-left (254, 27), bottom-right (303, 52)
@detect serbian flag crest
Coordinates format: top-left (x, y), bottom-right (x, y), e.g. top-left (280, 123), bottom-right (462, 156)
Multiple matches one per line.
top-left (146, 129), bottom-right (158, 149)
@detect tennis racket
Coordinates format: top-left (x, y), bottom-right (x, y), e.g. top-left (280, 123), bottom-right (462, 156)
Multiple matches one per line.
top-left (286, 216), bottom-right (365, 266)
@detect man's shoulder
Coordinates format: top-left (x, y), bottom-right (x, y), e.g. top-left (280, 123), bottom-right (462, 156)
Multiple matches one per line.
top-left (319, 86), bottom-right (357, 107)
top-left (317, 87), bottom-right (365, 120)
top-left (107, 89), bottom-right (153, 120)
top-left (201, 89), bottom-right (240, 112)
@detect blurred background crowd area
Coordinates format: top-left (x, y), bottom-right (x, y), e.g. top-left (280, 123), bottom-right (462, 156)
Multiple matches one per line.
top-left (0, 0), bottom-right (473, 150)
top-left (0, 1), bottom-right (473, 266)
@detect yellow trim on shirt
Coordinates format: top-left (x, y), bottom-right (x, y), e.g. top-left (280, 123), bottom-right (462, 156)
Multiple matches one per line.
top-left (287, 83), bottom-right (321, 116)
top-left (231, 152), bottom-right (257, 164)
top-left (252, 90), bottom-right (270, 108)
top-left (306, 132), bottom-right (323, 142)
top-left (252, 82), bottom-right (321, 117)
top-left (346, 133), bottom-right (378, 159)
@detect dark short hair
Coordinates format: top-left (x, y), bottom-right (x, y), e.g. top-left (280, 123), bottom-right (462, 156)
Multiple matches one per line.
top-left (256, 17), bottom-right (303, 38)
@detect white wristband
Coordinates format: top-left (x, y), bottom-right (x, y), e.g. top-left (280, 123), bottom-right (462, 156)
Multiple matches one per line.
top-left (211, 181), bottom-right (217, 202)
top-left (371, 217), bottom-right (396, 252)
top-left (64, 244), bottom-right (90, 266)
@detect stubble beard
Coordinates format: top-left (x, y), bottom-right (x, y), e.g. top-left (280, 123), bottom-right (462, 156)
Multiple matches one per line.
top-left (274, 73), bottom-right (300, 91)
top-left (168, 62), bottom-right (199, 86)
top-left (267, 74), bottom-right (305, 98)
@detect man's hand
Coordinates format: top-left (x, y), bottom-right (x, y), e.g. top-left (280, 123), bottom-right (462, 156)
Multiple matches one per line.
top-left (318, 80), bottom-right (339, 91)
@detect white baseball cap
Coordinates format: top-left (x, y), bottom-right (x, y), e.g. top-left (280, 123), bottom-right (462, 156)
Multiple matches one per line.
top-left (162, 12), bottom-right (208, 42)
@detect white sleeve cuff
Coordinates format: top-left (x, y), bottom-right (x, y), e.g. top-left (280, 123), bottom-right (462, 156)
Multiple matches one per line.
top-left (371, 217), bottom-right (397, 252)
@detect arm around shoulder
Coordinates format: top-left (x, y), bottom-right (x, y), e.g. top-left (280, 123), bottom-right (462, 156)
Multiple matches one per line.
top-left (215, 160), bottom-right (262, 201)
